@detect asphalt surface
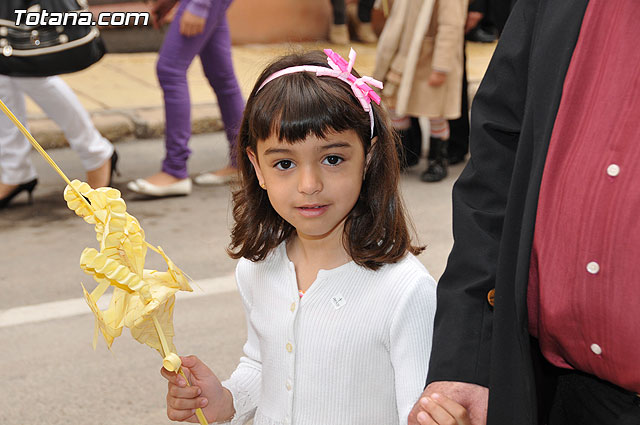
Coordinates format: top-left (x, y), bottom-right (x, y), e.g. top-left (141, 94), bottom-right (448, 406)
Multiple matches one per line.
top-left (0, 132), bottom-right (463, 425)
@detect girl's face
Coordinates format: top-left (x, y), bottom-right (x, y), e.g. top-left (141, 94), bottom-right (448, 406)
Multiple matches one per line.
top-left (248, 129), bottom-right (366, 242)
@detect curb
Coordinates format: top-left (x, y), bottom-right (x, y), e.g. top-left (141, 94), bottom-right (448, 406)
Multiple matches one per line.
top-left (28, 103), bottom-right (224, 150)
top-left (27, 80), bottom-right (480, 151)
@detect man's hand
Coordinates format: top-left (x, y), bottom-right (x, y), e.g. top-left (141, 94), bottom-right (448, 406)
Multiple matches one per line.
top-left (150, 0), bottom-right (178, 29)
top-left (180, 11), bottom-right (206, 37)
top-left (161, 355), bottom-right (235, 423)
top-left (408, 381), bottom-right (488, 425)
top-left (428, 71), bottom-right (447, 87)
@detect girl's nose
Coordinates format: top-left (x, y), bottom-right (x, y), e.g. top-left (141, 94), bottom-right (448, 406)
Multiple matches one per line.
top-left (297, 166), bottom-right (323, 195)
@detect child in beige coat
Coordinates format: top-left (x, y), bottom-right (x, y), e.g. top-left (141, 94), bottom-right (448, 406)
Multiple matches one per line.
top-left (374, 0), bottom-right (468, 182)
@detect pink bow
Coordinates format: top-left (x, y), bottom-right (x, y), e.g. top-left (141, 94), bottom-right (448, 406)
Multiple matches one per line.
top-left (255, 47), bottom-right (383, 138)
top-left (322, 48), bottom-right (383, 112)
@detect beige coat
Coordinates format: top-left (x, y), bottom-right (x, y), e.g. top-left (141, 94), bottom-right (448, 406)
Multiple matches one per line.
top-left (374, 0), bottom-right (468, 119)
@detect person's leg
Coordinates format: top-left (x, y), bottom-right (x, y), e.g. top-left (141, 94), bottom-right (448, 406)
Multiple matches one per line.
top-left (331, 0), bottom-right (347, 24)
top-left (14, 76), bottom-right (115, 187)
top-left (198, 12), bottom-right (244, 171)
top-left (357, 0), bottom-right (376, 22)
top-left (548, 371), bottom-right (640, 425)
top-left (329, 0), bottom-right (349, 44)
top-left (155, 1), bottom-right (198, 181)
top-left (390, 113), bottom-right (413, 169)
top-left (154, 0), bottom-right (230, 181)
top-left (129, 0), bottom-right (232, 194)
top-left (447, 47), bottom-right (469, 164)
top-left (421, 119), bottom-right (449, 182)
top-left (0, 75), bottom-right (38, 188)
top-left (346, 0), bottom-right (377, 42)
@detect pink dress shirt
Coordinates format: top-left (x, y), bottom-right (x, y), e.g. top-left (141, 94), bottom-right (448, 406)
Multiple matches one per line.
top-left (528, 0), bottom-right (640, 393)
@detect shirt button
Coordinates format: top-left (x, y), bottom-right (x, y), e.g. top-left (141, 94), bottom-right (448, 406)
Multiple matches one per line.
top-left (286, 342), bottom-right (293, 353)
top-left (286, 380), bottom-right (293, 391)
top-left (586, 261), bottom-right (600, 274)
top-left (590, 343), bottom-right (602, 355)
top-left (606, 164), bottom-right (620, 177)
top-left (487, 289), bottom-right (495, 307)
top-left (290, 302), bottom-right (296, 312)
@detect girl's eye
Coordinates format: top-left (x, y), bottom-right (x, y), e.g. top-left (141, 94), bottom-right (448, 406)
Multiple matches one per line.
top-left (323, 155), bottom-right (343, 166)
top-left (275, 160), bottom-right (294, 170)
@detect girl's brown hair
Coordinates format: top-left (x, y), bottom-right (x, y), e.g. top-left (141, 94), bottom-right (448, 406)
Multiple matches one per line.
top-left (228, 50), bottom-right (423, 270)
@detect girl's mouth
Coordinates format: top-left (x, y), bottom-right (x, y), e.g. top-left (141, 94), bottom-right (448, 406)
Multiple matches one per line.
top-left (296, 204), bottom-right (329, 217)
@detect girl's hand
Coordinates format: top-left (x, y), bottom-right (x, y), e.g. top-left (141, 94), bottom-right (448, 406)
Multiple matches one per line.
top-left (161, 355), bottom-right (235, 423)
top-left (465, 11), bottom-right (484, 33)
top-left (428, 71), bottom-right (447, 87)
top-left (150, 0), bottom-right (178, 29)
top-left (416, 393), bottom-right (471, 425)
top-left (180, 11), bottom-right (206, 37)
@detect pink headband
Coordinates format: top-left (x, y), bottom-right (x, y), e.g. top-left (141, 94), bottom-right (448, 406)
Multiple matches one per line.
top-left (257, 48), bottom-right (384, 138)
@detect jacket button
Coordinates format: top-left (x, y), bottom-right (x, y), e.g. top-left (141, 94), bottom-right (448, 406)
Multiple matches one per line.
top-left (487, 289), bottom-right (495, 307)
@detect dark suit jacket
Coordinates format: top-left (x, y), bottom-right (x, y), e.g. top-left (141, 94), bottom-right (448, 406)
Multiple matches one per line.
top-left (426, 0), bottom-right (591, 424)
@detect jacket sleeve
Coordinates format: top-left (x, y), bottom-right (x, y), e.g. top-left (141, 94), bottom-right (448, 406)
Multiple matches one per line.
top-left (185, 0), bottom-right (211, 18)
top-left (426, 0), bottom-right (539, 388)
top-left (220, 264), bottom-right (262, 424)
top-left (431, 0), bottom-right (468, 73)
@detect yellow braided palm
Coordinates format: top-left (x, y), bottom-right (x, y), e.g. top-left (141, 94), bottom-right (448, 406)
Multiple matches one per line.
top-left (0, 99), bottom-right (208, 425)
top-left (64, 180), bottom-right (192, 358)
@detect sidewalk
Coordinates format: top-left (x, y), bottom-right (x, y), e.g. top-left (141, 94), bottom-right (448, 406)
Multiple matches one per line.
top-left (25, 41), bottom-right (496, 149)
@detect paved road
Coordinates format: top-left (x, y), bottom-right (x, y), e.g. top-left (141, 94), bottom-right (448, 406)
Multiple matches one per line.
top-left (0, 132), bottom-right (463, 425)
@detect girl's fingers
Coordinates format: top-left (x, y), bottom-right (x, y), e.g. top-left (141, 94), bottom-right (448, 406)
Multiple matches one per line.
top-left (168, 382), bottom-right (201, 399)
top-left (160, 367), bottom-right (188, 386)
top-left (160, 367), bottom-right (178, 384)
top-left (167, 407), bottom-right (197, 422)
top-left (161, 364), bottom-right (193, 386)
top-left (416, 410), bottom-right (437, 425)
top-left (419, 394), bottom-right (471, 425)
top-left (419, 397), bottom-right (456, 425)
top-left (167, 394), bottom-right (208, 411)
top-left (431, 393), bottom-right (471, 425)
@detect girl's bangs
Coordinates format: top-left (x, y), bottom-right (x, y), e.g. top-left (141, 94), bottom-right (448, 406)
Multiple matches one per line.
top-left (248, 73), bottom-right (370, 145)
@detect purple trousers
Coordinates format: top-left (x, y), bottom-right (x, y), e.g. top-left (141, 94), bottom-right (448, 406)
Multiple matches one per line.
top-left (158, 0), bottom-right (244, 179)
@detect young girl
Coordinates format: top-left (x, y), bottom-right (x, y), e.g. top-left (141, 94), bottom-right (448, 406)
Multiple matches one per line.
top-left (161, 49), bottom-right (469, 425)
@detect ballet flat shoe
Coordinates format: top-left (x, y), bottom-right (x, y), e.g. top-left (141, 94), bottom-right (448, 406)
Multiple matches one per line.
top-left (127, 178), bottom-right (192, 197)
top-left (193, 171), bottom-right (238, 186)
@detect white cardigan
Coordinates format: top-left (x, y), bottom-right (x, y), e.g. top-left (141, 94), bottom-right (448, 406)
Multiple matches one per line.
top-left (221, 243), bottom-right (437, 425)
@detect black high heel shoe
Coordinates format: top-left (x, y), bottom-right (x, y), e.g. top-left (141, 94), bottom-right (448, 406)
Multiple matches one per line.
top-left (108, 150), bottom-right (120, 187)
top-left (0, 178), bottom-right (38, 209)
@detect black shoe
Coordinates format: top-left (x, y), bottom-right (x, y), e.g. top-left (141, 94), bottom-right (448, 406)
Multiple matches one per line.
top-left (0, 178), bottom-right (38, 209)
top-left (465, 26), bottom-right (498, 43)
top-left (421, 160), bottom-right (448, 182)
top-left (448, 154), bottom-right (466, 165)
top-left (421, 137), bottom-right (448, 182)
top-left (108, 150), bottom-right (120, 187)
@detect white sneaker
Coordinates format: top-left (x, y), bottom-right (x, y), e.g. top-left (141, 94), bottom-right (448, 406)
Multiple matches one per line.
top-left (193, 171), bottom-right (239, 186)
top-left (127, 178), bottom-right (192, 197)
